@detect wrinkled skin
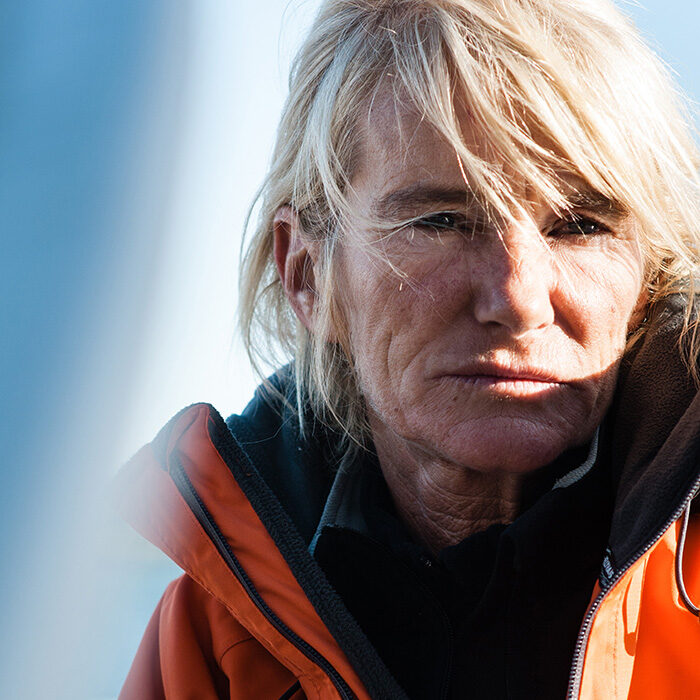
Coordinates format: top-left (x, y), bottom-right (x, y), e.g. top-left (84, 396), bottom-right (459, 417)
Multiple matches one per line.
top-left (276, 95), bottom-right (646, 548)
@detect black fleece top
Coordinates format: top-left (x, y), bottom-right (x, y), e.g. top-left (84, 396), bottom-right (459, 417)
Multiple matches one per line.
top-left (312, 440), bottom-right (614, 700)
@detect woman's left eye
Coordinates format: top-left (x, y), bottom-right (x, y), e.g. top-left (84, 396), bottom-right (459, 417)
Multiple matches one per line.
top-left (549, 216), bottom-right (608, 237)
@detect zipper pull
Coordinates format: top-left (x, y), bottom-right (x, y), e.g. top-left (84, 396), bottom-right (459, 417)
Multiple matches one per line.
top-left (675, 501), bottom-right (700, 617)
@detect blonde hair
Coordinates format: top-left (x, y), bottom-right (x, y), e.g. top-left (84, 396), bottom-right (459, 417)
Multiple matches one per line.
top-left (239, 0), bottom-right (700, 451)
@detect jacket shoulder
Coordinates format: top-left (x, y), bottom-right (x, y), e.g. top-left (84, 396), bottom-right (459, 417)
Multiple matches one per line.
top-left (160, 574), bottom-right (254, 658)
top-left (120, 575), bottom-right (301, 699)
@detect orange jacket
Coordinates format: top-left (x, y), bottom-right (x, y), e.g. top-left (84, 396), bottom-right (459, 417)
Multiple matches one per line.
top-left (116, 403), bottom-right (407, 700)
top-left (116, 303), bottom-right (700, 699)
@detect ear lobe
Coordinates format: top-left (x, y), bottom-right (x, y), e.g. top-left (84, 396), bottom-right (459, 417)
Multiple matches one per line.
top-left (273, 206), bottom-right (319, 332)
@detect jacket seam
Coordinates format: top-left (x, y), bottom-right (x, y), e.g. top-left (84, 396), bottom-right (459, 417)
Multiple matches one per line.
top-left (218, 635), bottom-right (256, 666)
top-left (216, 630), bottom-right (328, 696)
top-left (215, 622), bottom-right (325, 699)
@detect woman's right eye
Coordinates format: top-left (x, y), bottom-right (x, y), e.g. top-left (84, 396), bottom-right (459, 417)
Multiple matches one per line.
top-left (413, 213), bottom-right (488, 239)
top-left (417, 212), bottom-right (459, 230)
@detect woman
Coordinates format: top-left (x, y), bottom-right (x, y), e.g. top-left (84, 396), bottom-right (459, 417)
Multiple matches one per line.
top-left (118, 0), bottom-right (700, 698)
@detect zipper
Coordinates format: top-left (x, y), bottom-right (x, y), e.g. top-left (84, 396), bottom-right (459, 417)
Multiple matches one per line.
top-left (171, 458), bottom-right (357, 700)
top-left (566, 473), bottom-right (700, 700)
top-left (279, 681), bottom-right (302, 700)
top-left (440, 618), bottom-right (455, 700)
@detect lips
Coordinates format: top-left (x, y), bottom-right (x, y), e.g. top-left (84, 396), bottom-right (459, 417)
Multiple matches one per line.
top-left (446, 362), bottom-right (564, 384)
top-left (438, 362), bottom-right (567, 398)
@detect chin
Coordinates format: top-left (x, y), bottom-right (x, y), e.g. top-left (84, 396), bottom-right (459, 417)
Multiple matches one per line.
top-left (436, 424), bottom-right (578, 474)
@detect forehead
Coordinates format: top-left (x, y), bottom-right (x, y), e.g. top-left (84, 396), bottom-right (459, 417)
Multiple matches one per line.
top-left (349, 89), bottom-right (625, 224)
top-left (351, 92), bottom-right (471, 198)
top-left (349, 87), bottom-right (540, 222)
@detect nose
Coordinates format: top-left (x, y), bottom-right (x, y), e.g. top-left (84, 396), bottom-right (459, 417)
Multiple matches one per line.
top-left (471, 223), bottom-right (555, 336)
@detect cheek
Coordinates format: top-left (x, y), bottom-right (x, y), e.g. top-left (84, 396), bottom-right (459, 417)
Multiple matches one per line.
top-left (554, 245), bottom-right (645, 353)
top-left (341, 242), bottom-right (457, 336)
top-left (338, 249), bottom-right (464, 396)
top-left (335, 256), bottom-right (407, 392)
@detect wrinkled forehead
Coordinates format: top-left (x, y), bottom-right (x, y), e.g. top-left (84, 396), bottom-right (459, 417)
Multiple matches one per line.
top-left (349, 88), bottom-right (615, 222)
top-left (349, 92), bottom-right (484, 226)
top-left (351, 90), bottom-right (473, 192)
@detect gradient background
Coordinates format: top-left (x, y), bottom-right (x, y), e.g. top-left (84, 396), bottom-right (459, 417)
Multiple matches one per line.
top-left (1, 1), bottom-right (697, 698)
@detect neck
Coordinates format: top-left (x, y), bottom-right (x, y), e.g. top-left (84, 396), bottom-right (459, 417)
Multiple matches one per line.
top-left (370, 418), bottom-right (576, 554)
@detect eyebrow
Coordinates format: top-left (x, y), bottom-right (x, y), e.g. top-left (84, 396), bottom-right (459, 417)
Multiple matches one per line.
top-left (371, 185), bottom-right (479, 219)
top-left (564, 190), bottom-right (627, 221)
top-left (371, 182), bottom-right (628, 222)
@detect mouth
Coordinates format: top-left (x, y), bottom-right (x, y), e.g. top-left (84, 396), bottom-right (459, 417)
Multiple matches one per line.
top-left (442, 364), bottom-right (565, 397)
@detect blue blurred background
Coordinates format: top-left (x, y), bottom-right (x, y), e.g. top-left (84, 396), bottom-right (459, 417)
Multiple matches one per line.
top-left (0, 1), bottom-right (697, 698)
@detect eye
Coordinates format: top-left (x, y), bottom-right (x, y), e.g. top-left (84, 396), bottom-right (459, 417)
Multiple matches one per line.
top-left (417, 212), bottom-right (460, 230)
top-left (413, 212), bottom-right (486, 237)
top-left (549, 215), bottom-right (609, 237)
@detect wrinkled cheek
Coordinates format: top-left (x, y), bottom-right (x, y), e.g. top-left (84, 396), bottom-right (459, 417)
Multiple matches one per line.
top-left (576, 319), bottom-right (629, 373)
top-left (557, 277), bottom-right (643, 368)
top-left (345, 314), bottom-right (403, 408)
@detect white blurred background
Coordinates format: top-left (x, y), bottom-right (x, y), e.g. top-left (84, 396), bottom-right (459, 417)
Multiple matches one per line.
top-left (0, 1), bottom-right (697, 698)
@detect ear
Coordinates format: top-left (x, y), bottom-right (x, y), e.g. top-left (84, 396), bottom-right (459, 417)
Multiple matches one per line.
top-left (273, 206), bottom-right (321, 332)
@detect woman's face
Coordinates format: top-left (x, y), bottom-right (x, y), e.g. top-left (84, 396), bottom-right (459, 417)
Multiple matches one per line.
top-left (334, 101), bottom-right (646, 474)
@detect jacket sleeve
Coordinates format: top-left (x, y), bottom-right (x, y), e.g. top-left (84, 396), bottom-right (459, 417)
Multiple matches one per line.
top-left (119, 575), bottom-right (301, 700)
